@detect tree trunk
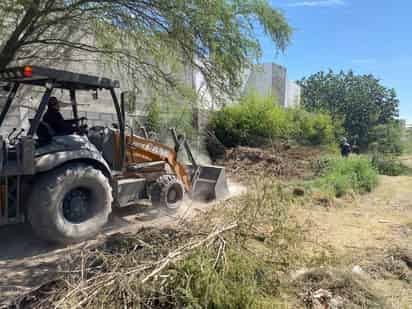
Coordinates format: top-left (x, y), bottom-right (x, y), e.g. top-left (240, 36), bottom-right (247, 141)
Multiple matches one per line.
top-left (0, 4), bottom-right (39, 69)
top-left (0, 42), bottom-right (20, 70)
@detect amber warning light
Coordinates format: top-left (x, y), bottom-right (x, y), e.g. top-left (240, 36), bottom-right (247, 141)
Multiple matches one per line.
top-left (23, 66), bottom-right (33, 77)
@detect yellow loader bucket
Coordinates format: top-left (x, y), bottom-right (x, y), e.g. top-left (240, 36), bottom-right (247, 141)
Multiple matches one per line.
top-left (191, 165), bottom-right (229, 202)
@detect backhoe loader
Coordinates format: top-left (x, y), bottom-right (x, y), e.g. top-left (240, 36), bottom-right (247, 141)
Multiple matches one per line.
top-left (0, 65), bottom-right (228, 244)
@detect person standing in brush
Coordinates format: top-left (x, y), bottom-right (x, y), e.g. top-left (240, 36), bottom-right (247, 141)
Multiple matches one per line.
top-left (340, 137), bottom-right (351, 157)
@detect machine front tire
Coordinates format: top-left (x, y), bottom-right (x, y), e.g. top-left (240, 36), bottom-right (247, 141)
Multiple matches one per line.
top-left (27, 164), bottom-right (112, 244)
top-left (150, 175), bottom-right (184, 212)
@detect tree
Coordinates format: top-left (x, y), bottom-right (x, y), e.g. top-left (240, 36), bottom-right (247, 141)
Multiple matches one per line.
top-left (299, 70), bottom-right (400, 150)
top-left (146, 99), bottom-right (161, 134)
top-left (0, 0), bottom-right (291, 99)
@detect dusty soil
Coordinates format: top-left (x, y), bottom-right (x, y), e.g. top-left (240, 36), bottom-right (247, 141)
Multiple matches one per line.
top-left (295, 172), bottom-right (412, 308)
top-left (2, 152), bottom-right (412, 308)
top-left (0, 181), bottom-right (245, 307)
top-left (218, 145), bottom-right (321, 182)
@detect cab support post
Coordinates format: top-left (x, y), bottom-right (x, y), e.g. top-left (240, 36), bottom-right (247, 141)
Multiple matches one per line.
top-left (0, 83), bottom-right (19, 127)
top-left (28, 83), bottom-right (53, 136)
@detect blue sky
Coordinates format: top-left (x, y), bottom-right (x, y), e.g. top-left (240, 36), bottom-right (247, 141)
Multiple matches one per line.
top-left (258, 0), bottom-right (412, 122)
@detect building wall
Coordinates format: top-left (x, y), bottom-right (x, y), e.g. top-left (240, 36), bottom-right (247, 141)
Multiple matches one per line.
top-left (285, 80), bottom-right (301, 107)
top-left (271, 64), bottom-right (287, 106)
top-left (243, 63), bottom-right (274, 98)
top-left (241, 63), bottom-right (300, 108)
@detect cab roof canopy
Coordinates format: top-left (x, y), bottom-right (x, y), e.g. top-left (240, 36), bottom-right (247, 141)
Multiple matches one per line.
top-left (0, 66), bottom-right (120, 90)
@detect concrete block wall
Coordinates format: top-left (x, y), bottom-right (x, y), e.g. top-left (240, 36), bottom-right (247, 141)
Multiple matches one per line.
top-left (60, 110), bottom-right (118, 128)
top-left (271, 64), bottom-right (287, 107)
top-left (242, 63), bottom-right (287, 106)
top-left (285, 80), bottom-right (301, 108)
top-left (0, 110), bottom-right (21, 136)
top-left (240, 63), bottom-right (301, 108)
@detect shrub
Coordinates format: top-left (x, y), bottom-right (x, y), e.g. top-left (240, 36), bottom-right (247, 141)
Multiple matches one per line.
top-left (401, 127), bottom-right (412, 154)
top-left (313, 156), bottom-right (378, 197)
top-left (168, 248), bottom-right (268, 309)
top-left (165, 178), bottom-right (301, 308)
top-left (208, 93), bottom-right (338, 148)
top-left (371, 155), bottom-right (408, 176)
top-left (289, 108), bottom-right (336, 146)
top-left (369, 121), bottom-right (403, 155)
top-left (146, 99), bottom-right (161, 133)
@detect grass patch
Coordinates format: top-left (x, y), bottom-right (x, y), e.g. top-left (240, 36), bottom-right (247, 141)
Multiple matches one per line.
top-left (165, 248), bottom-right (283, 309)
top-left (371, 154), bottom-right (411, 176)
top-left (163, 179), bottom-right (304, 308)
top-left (311, 156), bottom-right (378, 197)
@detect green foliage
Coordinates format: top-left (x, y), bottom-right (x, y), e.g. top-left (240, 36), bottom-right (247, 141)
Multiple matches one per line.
top-left (289, 108), bottom-right (340, 146)
top-left (147, 94), bottom-right (196, 143)
top-left (209, 93), bottom-right (337, 148)
top-left (0, 0), bottom-right (291, 99)
top-left (146, 100), bottom-right (161, 134)
top-left (165, 179), bottom-right (301, 309)
top-left (369, 121), bottom-right (403, 155)
top-left (401, 127), bottom-right (412, 154)
top-left (313, 156), bottom-right (378, 197)
top-left (169, 249), bottom-right (268, 309)
top-left (299, 70), bottom-right (400, 152)
top-left (371, 155), bottom-right (408, 176)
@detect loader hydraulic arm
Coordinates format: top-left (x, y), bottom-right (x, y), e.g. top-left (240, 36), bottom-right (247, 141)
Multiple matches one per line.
top-left (124, 134), bottom-right (192, 192)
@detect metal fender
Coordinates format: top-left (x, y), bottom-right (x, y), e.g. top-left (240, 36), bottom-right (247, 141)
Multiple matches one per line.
top-left (34, 149), bottom-right (111, 177)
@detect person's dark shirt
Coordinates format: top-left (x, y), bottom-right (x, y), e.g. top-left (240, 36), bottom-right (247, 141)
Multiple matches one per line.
top-left (340, 142), bottom-right (351, 157)
top-left (43, 109), bottom-right (76, 135)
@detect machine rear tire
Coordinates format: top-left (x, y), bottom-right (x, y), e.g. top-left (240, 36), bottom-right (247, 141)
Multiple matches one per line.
top-left (27, 163), bottom-right (112, 244)
top-left (150, 175), bottom-right (184, 212)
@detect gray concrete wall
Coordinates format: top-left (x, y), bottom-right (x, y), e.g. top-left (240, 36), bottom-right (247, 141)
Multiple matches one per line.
top-left (285, 80), bottom-right (301, 108)
top-left (271, 64), bottom-right (287, 106)
top-left (243, 63), bottom-right (274, 98)
top-left (241, 63), bottom-right (300, 108)
top-left (241, 63), bottom-right (289, 107)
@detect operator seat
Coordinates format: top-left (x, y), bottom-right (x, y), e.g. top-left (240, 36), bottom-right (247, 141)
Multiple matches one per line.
top-left (29, 119), bottom-right (56, 147)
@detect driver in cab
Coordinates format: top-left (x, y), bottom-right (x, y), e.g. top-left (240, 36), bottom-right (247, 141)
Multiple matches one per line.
top-left (43, 96), bottom-right (78, 135)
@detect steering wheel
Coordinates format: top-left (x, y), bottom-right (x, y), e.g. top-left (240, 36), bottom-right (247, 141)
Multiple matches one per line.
top-left (77, 116), bottom-right (88, 135)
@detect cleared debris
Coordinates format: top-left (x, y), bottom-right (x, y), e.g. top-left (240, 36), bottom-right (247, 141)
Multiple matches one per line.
top-left (292, 268), bottom-right (386, 308)
top-left (11, 224), bottom-right (237, 309)
top-left (218, 144), bottom-right (321, 182)
top-left (362, 246), bottom-right (412, 283)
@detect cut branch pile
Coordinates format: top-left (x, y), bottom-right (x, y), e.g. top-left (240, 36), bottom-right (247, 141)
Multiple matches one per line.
top-left (14, 223), bottom-right (237, 309)
top-left (220, 145), bottom-right (321, 182)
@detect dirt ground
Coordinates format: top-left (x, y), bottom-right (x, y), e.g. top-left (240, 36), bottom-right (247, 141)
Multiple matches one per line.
top-left (0, 181), bottom-right (245, 307)
top-left (294, 159), bottom-right (412, 308)
top-left (2, 152), bottom-right (412, 308)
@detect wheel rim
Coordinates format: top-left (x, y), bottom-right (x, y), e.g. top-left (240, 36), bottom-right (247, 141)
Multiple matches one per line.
top-left (166, 184), bottom-right (183, 209)
top-left (167, 189), bottom-right (177, 203)
top-left (62, 188), bottom-right (92, 223)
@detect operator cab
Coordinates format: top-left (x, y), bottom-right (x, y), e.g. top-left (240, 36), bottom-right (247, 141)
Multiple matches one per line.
top-left (0, 65), bottom-right (127, 175)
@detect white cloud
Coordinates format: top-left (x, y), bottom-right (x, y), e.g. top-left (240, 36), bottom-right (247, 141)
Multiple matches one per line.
top-left (287, 0), bottom-right (346, 7)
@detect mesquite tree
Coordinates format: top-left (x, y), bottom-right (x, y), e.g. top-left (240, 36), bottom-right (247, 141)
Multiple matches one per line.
top-left (0, 0), bottom-right (291, 98)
